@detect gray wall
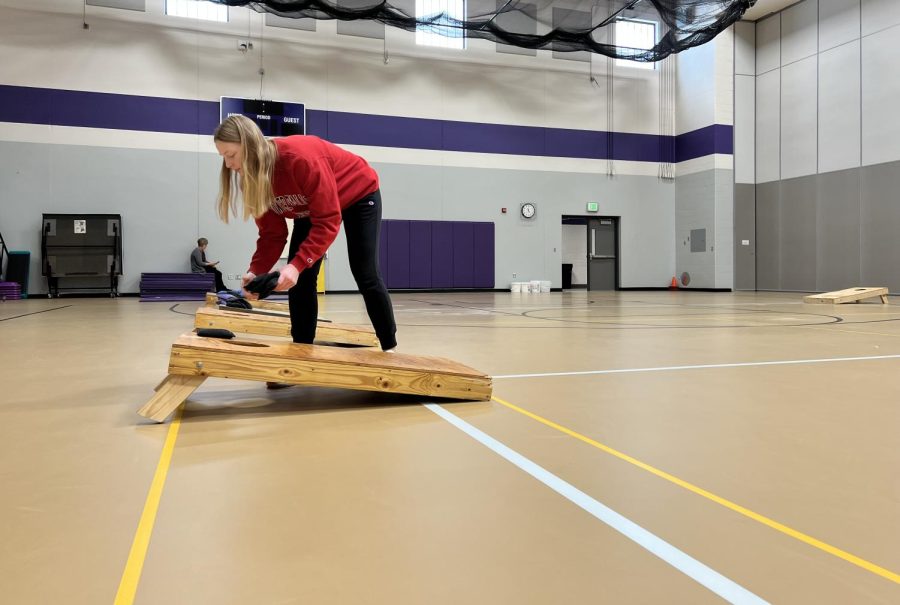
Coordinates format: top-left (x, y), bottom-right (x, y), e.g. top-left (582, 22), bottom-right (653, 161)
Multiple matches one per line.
top-left (0, 142), bottom-right (677, 294)
top-left (674, 169), bottom-right (734, 289)
top-left (754, 162), bottom-right (900, 292)
top-left (0, 142), bottom-right (251, 295)
top-left (736, 0), bottom-right (900, 293)
top-left (733, 184), bottom-right (756, 290)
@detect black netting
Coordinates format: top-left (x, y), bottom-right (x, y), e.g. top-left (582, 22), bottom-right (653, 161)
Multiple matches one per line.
top-left (214, 0), bottom-right (754, 59)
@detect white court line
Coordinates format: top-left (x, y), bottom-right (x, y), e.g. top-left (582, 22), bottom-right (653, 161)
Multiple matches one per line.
top-left (493, 354), bottom-right (900, 379)
top-left (425, 404), bottom-right (769, 604)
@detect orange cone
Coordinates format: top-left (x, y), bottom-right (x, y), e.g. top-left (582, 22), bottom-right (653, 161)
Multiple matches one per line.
top-left (670, 276), bottom-right (678, 289)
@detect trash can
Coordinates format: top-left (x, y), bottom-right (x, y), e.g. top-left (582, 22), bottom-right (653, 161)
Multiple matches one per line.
top-left (561, 263), bottom-right (573, 290)
top-left (6, 251), bottom-right (30, 298)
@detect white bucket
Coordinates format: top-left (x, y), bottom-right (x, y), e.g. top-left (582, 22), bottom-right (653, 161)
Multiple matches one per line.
top-left (511, 282), bottom-right (522, 293)
top-left (530, 280), bottom-right (542, 294)
top-left (540, 281), bottom-right (551, 293)
top-left (520, 282), bottom-right (531, 293)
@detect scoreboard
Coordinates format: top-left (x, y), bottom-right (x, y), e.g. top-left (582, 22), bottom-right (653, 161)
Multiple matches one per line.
top-left (219, 97), bottom-right (305, 137)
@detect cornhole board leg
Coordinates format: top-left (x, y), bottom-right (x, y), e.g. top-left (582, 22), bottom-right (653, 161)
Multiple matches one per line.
top-left (138, 374), bottom-right (206, 422)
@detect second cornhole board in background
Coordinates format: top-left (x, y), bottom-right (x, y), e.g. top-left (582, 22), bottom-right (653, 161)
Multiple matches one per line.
top-left (803, 287), bottom-right (889, 305)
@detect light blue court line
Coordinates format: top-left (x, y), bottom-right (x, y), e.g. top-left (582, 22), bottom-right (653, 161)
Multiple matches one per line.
top-left (492, 353), bottom-right (900, 379)
top-left (424, 404), bottom-right (769, 605)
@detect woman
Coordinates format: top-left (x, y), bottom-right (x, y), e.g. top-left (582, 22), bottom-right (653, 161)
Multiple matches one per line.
top-left (213, 115), bottom-right (397, 352)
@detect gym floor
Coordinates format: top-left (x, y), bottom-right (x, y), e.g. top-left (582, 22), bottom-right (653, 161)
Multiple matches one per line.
top-left (1, 291), bottom-right (898, 604)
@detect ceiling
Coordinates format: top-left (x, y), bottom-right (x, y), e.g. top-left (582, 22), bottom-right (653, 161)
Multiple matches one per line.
top-left (0, 0), bottom-right (810, 28)
top-left (742, 0), bottom-right (804, 21)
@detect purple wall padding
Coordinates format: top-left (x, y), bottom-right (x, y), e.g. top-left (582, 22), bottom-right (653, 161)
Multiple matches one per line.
top-left (380, 219), bottom-right (494, 289)
top-left (452, 222), bottom-right (475, 287)
top-left (387, 220), bottom-right (410, 289)
top-left (473, 223), bottom-right (495, 288)
top-left (378, 220), bottom-right (390, 285)
top-left (431, 222), bottom-right (454, 288)
top-left (409, 221), bottom-right (433, 288)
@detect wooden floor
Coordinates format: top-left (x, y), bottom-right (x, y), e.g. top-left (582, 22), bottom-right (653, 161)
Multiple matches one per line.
top-left (1, 291), bottom-right (898, 604)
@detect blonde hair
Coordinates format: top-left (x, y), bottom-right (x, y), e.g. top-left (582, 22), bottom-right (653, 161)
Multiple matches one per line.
top-left (213, 115), bottom-right (277, 222)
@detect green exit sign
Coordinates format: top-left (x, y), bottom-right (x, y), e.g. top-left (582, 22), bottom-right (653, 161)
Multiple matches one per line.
top-left (586, 202), bottom-right (599, 212)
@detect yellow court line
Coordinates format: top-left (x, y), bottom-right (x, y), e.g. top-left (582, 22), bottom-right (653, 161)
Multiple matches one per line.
top-left (491, 395), bottom-right (900, 585)
top-left (114, 408), bottom-right (184, 605)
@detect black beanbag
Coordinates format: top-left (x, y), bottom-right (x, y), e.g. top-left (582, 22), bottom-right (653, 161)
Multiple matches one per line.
top-left (244, 271), bottom-right (281, 299)
top-left (225, 297), bottom-right (253, 310)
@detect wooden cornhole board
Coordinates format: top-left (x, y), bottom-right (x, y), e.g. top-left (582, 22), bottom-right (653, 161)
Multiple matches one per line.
top-left (803, 287), bottom-right (889, 305)
top-left (137, 332), bottom-right (493, 422)
top-left (201, 293), bottom-right (379, 347)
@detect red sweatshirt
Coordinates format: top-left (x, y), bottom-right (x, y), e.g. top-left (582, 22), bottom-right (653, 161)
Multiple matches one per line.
top-left (248, 136), bottom-right (379, 276)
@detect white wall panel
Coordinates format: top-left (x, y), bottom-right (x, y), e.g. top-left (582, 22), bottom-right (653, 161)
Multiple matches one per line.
top-left (756, 14), bottom-right (781, 74)
top-left (861, 0), bottom-right (900, 36)
top-left (441, 63), bottom-right (550, 127)
top-left (861, 26), bottom-right (900, 166)
top-left (676, 43), bottom-right (714, 134)
top-left (781, 0), bottom-right (818, 65)
top-left (819, 0), bottom-right (859, 51)
top-left (735, 75), bottom-right (755, 184)
top-left (818, 41), bottom-right (860, 173)
top-left (612, 71), bottom-right (661, 135)
top-left (756, 69), bottom-right (781, 183)
top-left (714, 29), bottom-right (734, 125)
top-left (781, 56), bottom-right (818, 179)
top-left (735, 21), bottom-right (756, 76)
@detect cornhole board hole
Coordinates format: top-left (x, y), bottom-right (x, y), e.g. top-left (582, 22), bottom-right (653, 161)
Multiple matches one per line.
top-left (803, 287), bottom-right (889, 305)
top-left (137, 332), bottom-right (493, 422)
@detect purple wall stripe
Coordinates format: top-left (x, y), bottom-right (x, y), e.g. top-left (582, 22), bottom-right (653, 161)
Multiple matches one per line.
top-left (443, 122), bottom-right (546, 156)
top-left (323, 110), bottom-right (443, 150)
top-left (0, 85), bottom-right (731, 162)
top-left (0, 85), bottom-right (219, 135)
top-left (675, 124), bottom-right (734, 162)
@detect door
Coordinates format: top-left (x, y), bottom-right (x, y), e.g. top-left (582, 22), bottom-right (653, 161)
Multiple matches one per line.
top-left (587, 218), bottom-right (617, 291)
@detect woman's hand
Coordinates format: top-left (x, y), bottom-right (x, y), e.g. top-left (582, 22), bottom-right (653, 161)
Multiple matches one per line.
top-left (241, 272), bottom-right (258, 300)
top-left (276, 264), bottom-right (300, 292)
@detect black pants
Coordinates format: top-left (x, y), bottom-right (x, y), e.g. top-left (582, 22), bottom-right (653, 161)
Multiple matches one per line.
top-left (205, 266), bottom-right (226, 292)
top-left (287, 189), bottom-right (397, 350)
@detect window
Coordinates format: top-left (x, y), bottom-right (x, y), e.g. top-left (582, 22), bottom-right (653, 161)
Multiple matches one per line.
top-left (416, 0), bottom-right (466, 49)
top-left (166, 0), bottom-right (228, 22)
top-left (614, 18), bottom-right (656, 70)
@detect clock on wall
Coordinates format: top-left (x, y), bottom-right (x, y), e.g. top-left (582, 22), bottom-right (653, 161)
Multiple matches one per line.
top-left (520, 203), bottom-right (536, 219)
